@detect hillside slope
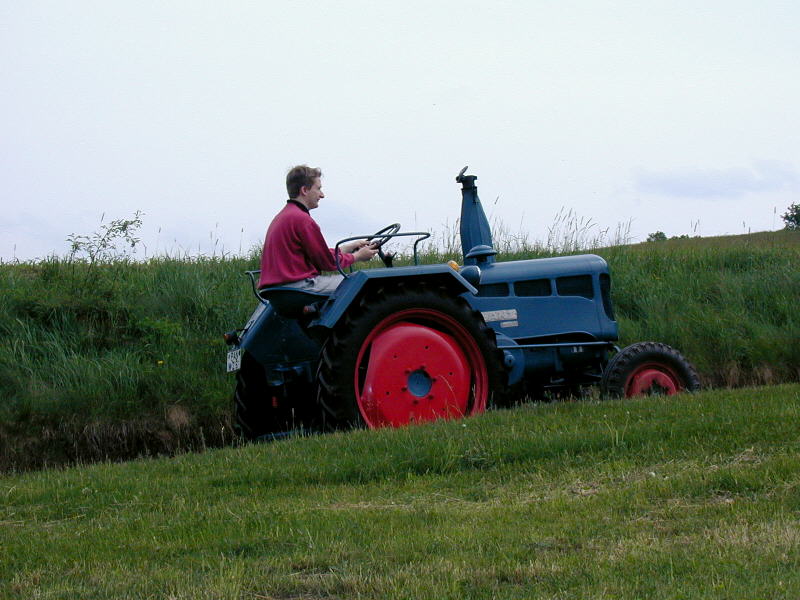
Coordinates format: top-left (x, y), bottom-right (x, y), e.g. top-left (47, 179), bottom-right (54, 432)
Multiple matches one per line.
top-left (2, 385), bottom-right (799, 599)
top-left (1, 230), bottom-right (798, 469)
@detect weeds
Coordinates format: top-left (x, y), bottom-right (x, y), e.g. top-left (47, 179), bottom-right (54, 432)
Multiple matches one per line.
top-left (66, 211), bottom-right (144, 281)
top-left (1, 218), bottom-right (798, 470)
top-left (411, 209), bottom-right (633, 262)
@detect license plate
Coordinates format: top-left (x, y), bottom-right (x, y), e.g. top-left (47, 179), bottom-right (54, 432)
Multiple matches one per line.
top-left (226, 348), bottom-right (242, 372)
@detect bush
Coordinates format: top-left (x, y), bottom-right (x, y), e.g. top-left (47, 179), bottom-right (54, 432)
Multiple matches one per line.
top-left (781, 203), bottom-right (800, 231)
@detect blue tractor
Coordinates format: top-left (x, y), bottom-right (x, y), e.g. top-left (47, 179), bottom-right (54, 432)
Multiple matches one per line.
top-left (224, 167), bottom-right (699, 439)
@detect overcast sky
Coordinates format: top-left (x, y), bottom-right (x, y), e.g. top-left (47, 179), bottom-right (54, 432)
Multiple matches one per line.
top-left (2, 1), bottom-right (798, 261)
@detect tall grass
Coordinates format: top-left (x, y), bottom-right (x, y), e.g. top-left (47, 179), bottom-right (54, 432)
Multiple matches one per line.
top-left (0, 252), bottom-right (260, 469)
top-left (414, 210), bottom-right (633, 262)
top-left (602, 240), bottom-right (800, 386)
top-left (1, 228), bottom-right (798, 470)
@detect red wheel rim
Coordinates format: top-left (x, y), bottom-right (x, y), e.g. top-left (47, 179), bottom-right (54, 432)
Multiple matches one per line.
top-left (624, 362), bottom-right (682, 397)
top-left (354, 308), bottom-right (489, 428)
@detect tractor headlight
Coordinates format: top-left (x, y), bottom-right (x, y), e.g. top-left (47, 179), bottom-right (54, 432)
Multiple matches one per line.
top-left (460, 265), bottom-right (481, 286)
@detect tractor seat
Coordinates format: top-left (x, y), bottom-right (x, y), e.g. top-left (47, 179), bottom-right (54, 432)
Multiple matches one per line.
top-left (258, 286), bottom-right (331, 319)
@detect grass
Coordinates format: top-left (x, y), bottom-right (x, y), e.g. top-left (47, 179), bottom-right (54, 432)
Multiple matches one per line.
top-left (599, 239), bottom-right (800, 386)
top-left (0, 254), bottom-right (258, 469)
top-left (2, 384), bottom-right (800, 598)
top-left (1, 229), bottom-right (798, 469)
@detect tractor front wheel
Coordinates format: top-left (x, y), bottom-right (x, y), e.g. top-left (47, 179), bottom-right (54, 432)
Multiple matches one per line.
top-left (601, 342), bottom-right (700, 398)
top-left (317, 284), bottom-right (506, 429)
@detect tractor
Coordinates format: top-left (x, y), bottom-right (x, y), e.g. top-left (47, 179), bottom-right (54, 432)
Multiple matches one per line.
top-left (224, 167), bottom-right (700, 439)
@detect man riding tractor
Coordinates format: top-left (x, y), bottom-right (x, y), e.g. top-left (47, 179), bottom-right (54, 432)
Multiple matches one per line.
top-left (258, 165), bottom-right (377, 295)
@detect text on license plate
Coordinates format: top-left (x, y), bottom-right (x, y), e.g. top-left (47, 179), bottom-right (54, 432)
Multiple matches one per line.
top-left (227, 348), bottom-right (242, 372)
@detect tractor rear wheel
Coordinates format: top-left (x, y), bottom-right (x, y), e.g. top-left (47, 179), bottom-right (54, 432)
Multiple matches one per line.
top-left (233, 352), bottom-right (270, 440)
top-left (317, 284), bottom-right (506, 429)
top-left (601, 342), bottom-right (700, 398)
top-left (234, 352), bottom-right (320, 440)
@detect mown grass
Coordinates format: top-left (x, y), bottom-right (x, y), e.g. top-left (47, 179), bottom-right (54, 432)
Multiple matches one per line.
top-left (1, 229), bottom-right (798, 469)
top-left (2, 384), bottom-right (799, 598)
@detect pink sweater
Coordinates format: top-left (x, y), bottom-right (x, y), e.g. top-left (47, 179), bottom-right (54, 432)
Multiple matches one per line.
top-left (258, 201), bottom-right (355, 288)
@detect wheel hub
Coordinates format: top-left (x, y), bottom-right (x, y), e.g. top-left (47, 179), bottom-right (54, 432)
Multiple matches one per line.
top-left (627, 366), bottom-right (680, 396)
top-left (406, 368), bottom-right (433, 398)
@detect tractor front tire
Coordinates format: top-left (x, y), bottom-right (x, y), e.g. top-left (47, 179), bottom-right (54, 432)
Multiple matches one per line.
top-left (601, 342), bottom-right (700, 398)
top-left (317, 283), bottom-right (506, 429)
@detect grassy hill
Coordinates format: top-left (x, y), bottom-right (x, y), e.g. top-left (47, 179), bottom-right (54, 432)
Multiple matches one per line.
top-left (2, 384), bottom-right (799, 598)
top-left (1, 229), bottom-right (798, 469)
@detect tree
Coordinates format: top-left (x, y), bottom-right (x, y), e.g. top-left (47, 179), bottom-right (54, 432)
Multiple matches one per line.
top-left (782, 203), bottom-right (800, 231)
top-left (646, 231), bottom-right (667, 242)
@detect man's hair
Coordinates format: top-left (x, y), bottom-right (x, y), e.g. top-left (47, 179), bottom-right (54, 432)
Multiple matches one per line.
top-left (286, 165), bottom-right (322, 199)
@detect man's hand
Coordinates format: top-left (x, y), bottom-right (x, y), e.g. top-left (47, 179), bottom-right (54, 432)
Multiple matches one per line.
top-left (340, 239), bottom-right (369, 253)
top-left (342, 239), bottom-right (378, 262)
top-left (353, 243), bottom-right (378, 262)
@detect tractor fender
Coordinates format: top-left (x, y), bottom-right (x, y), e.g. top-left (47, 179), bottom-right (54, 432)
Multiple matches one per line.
top-left (238, 301), bottom-right (321, 366)
top-left (312, 265), bottom-right (478, 331)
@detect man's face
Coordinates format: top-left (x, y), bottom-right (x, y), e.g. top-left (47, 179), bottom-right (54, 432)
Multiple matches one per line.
top-left (301, 178), bottom-right (324, 210)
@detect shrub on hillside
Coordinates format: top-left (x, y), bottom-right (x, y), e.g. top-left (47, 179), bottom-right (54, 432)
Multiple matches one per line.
top-left (782, 202), bottom-right (800, 231)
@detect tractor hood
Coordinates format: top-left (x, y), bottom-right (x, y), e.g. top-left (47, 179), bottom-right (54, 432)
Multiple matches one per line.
top-left (477, 254), bottom-right (610, 284)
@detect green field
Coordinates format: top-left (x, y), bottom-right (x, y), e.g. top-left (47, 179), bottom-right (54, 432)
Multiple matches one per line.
top-left (2, 384), bottom-right (799, 598)
top-left (1, 229), bottom-right (799, 470)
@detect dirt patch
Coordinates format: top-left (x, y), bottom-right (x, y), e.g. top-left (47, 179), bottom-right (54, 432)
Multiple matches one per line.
top-left (0, 413), bottom-right (233, 473)
top-left (166, 404), bottom-right (192, 430)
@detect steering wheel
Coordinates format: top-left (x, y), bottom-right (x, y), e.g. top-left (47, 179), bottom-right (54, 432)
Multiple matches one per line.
top-left (367, 223), bottom-right (401, 267)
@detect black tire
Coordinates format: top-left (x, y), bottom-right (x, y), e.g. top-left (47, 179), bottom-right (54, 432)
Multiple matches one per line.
top-left (601, 342), bottom-right (700, 398)
top-left (317, 283), bottom-right (507, 429)
top-left (233, 351), bottom-right (321, 440)
top-left (232, 352), bottom-right (270, 440)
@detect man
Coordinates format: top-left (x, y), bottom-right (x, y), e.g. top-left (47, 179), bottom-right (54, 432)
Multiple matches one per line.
top-left (258, 165), bottom-right (377, 293)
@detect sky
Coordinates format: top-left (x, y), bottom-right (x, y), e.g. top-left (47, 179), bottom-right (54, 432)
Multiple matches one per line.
top-left (2, 1), bottom-right (799, 261)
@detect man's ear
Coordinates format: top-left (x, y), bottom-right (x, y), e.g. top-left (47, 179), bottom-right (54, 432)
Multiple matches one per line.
top-left (298, 185), bottom-right (308, 197)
